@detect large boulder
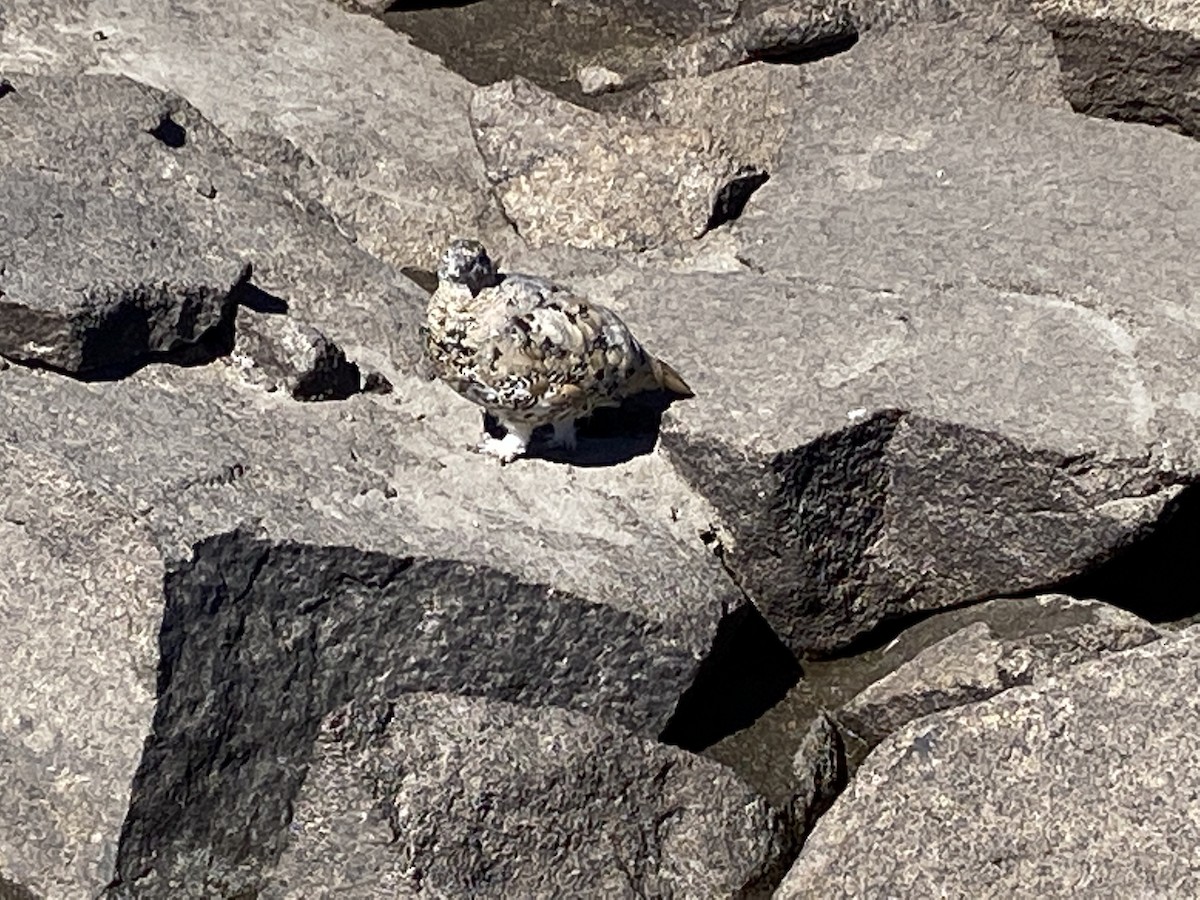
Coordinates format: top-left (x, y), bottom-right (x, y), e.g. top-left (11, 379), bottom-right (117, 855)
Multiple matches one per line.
top-left (0, 71), bottom-right (426, 376)
top-left (0, 0), bottom-right (516, 269)
top-left (777, 625), bottom-right (1200, 897)
top-left (0, 358), bottom-right (798, 896)
top-left (497, 16), bottom-right (1200, 655)
top-left (260, 692), bottom-right (795, 898)
top-left (470, 77), bottom-right (758, 250)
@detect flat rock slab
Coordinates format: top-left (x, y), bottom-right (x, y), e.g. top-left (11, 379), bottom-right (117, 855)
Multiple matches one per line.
top-left (0, 0), bottom-right (515, 270)
top-left (0, 70), bottom-right (428, 376)
top-left (0, 360), bottom-right (798, 895)
top-left (259, 692), bottom-right (795, 899)
top-left (777, 625), bottom-right (1200, 897)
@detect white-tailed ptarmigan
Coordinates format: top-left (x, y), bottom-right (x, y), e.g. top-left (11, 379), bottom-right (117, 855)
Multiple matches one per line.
top-left (425, 238), bottom-right (693, 463)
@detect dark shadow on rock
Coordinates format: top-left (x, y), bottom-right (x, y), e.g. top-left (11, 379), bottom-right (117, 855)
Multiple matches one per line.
top-left (704, 170), bottom-right (770, 233)
top-left (659, 602), bottom-right (803, 752)
top-left (23, 297), bottom-right (240, 384)
top-left (386, 0), bottom-right (482, 10)
top-left (146, 113), bottom-right (187, 148)
top-left (231, 281), bottom-right (290, 314)
top-left (109, 530), bottom-right (719, 895)
top-left (747, 30), bottom-right (859, 66)
top-left (485, 389), bottom-right (688, 467)
top-left (1035, 482), bottom-right (1200, 623)
top-left (400, 265), bottom-right (439, 295)
top-left (0, 80), bottom-right (14, 100)
top-left (0, 874), bottom-right (40, 900)
top-left (1049, 16), bottom-right (1200, 139)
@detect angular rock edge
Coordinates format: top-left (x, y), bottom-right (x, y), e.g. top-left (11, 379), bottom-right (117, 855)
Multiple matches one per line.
top-left (664, 408), bottom-right (1189, 655)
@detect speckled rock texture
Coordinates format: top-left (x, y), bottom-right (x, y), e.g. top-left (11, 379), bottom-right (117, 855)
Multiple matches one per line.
top-left (260, 692), bottom-right (796, 899)
top-left (470, 77), bottom-right (756, 249)
top-left (0, 0), bottom-right (517, 269)
top-left (777, 626), bottom-right (1200, 898)
top-left (835, 595), bottom-right (1165, 755)
top-left (1, 0), bottom-right (1198, 896)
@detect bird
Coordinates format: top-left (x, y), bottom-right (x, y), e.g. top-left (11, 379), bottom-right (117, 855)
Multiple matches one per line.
top-left (424, 238), bottom-right (693, 463)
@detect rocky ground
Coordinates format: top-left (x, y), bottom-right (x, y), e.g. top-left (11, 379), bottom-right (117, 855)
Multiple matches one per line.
top-left (1, 0), bottom-right (1197, 897)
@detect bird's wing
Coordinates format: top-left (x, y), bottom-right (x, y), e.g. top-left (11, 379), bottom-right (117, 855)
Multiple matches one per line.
top-left (465, 275), bottom-right (653, 415)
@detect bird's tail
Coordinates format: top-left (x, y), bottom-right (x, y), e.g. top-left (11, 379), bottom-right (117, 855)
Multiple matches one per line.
top-left (651, 356), bottom-right (695, 399)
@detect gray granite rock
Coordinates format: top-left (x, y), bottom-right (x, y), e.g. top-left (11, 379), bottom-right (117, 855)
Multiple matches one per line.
top-left (0, 444), bottom-right (163, 898)
top-left (0, 0), bottom-right (516, 270)
top-left (0, 359), bottom-right (797, 896)
top-left (258, 692), bottom-right (795, 899)
top-left (777, 626), bottom-right (1200, 898)
top-left (836, 595), bottom-right (1164, 754)
top-left (514, 253), bottom-right (1194, 654)
top-left (0, 167), bottom-right (248, 375)
top-left (230, 308), bottom-right (361, 401)
top-left (0, 70), bottom-right (426, 376)
top-left (470, 77), bottom-right (756, 250)
top-left (647, 19), bottom-right (1193, 653)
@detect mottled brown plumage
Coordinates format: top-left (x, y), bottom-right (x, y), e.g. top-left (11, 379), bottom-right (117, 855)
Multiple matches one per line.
top-left (425, 239), bottom-right (692, 462)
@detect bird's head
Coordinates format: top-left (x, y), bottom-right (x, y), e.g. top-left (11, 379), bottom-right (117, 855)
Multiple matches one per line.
top-left (437, 238), bottom-right (498, 294)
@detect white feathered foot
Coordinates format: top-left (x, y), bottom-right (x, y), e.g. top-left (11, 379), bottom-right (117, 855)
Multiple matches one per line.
top-left (476, 420), bottom-right (536, 464)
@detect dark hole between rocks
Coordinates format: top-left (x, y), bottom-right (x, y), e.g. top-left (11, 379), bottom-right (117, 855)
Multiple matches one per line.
top-left (0, 80), bottom-right (14, 100)
top-left (148, 114), bottom-right (187, 148)
top-left (1036, 482), bottom-right (1200, 625)
top-left (659, 602), bottom-right (802, 752)
top-left (747, 30), bottom-right (859, 66)
top-left (705, 171), bottom-right (770, 232)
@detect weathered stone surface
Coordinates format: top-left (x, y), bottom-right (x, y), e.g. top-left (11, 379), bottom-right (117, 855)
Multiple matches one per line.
top-left (1030, 0), bottom-right (1200, 136)
top-left (501, 249), bottom-right (1194, 654)
top-left (613, 62), bottom-right (808, 174)
top-left (259, 692), bottom-right (795, 898)
top-left (470, 77), bottom-right (757, 250)
top-left (0, 0), bottom-right (515, 270)
top-left (836, 595), bottom-right (1163, 753)
top-left (0, 444), bottom-right (163, 898)
top-left (0, 70), bottom-right (427, 375)
top-left (0, 358), bottom-right (796, 896)
top-left (788, 712), bottom-right (846, 837)
top-left (230, 307), bottom-right (361, 401)
top-left (777, 626), bottom-right (1200, 897)
top-left (628, 20), bottom-right (1193, 653)
top-left (0, 168), bottom-right (248, 375)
